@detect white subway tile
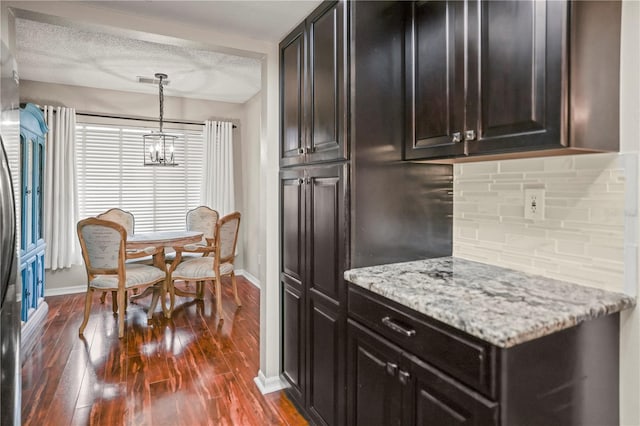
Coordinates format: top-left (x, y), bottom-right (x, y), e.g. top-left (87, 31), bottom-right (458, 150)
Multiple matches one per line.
top-left (547, 230), bottom-right (590, 242)
top-left (499, 204), bottom-right (523, 217)
top-left (455, 203), bottom-right (479, 214)
top-left (457, 226), bottom-right (478, 240)
top-left (453, 152), bottom-right (626, 290)
top-left (556, 240), bottom-right (586, 255)
top-left (455, 182), bottom-right (492, 192)
top-left (573, 152), bottom-right (620, 170)
top-left (490, 183), bottom-right (522, 191)
top-left (498, 253), bottom-right (533, 267)
top-left (477, 225), bottom-right (507, 243)
top-left (544, 156), bottom-right (574, 171)
top-left (459, 162), bottom-right (499, 175)
top-left (533, 259), bottom-right (561, 271)
top-left (589, 207), bottom-right (625, 225)
top-left (490, 173), bottom-right (525, 180)
top-left (499, 158), bottom-right (545, 173)
top-left (586, 245), bottom-right (624, 262)
top-left (524, 171), bottom-right (577, 180)
top-left (545, 207), bottom-right (590, 221)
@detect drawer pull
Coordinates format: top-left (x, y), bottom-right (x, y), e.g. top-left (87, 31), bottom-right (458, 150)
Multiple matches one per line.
top-left (381, 316), bottom-right (416, 337)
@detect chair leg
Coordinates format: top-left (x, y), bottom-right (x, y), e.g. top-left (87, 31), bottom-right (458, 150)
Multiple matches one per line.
top-left (111, 291), bottom-right (118, 315)
top-left (148, 286), bottom-right (160, 321)
top-left (117, 290), bottom-right (126, 338)
top-left (100, 291), bottom-right (107, 304)
top-left (196, 281), bottom-right (204, 299)
top-left (79, 288), bottom-right (94, 336)
top-left (214, 276), bottom-right (223, 315)
top-left (231, 271), bottom-right (241, 307)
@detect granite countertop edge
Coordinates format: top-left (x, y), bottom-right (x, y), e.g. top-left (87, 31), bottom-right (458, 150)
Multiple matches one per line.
top-left (344, 257), bottom-right (636, 348)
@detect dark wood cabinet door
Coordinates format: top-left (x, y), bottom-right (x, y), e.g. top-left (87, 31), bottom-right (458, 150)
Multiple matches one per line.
top-left (281, 169), bottom-right (305, 282)
top-left (403, 353), bottom-right (498, 426)
top-left (347, 320), bottom-right (403, 426)
top-left (282, 276), bottom-right (305, 400)
top-left (306, 1), bottom-right (348, 164)
top-left (306, 163), bottom-right (347, 304)
top-left (305, 163), bottom-right (348, 425)
top-left (405, 0), bottom-right (466, 160)
top-left (280, 22), bottom-right (306, 167)
top-left (467, 0), bottom-right (567, 155)
top-left (307, 297), bottom-right (344, 426)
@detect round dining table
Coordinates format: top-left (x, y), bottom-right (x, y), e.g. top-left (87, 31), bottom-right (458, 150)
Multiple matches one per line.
top-left (127, 230), bottom-right (203, 318)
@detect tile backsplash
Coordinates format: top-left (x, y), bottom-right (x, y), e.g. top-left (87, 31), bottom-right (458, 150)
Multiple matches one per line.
top-left (453, 153), bottom-right (630, 292)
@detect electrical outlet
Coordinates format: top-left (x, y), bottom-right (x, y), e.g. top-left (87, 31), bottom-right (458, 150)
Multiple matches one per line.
top-left (524, 189), bottom-right (545, 220)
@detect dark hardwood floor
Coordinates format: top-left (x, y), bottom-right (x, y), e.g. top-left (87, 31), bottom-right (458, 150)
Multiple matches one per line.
top-left (21, 276), bottom-right (307, 426)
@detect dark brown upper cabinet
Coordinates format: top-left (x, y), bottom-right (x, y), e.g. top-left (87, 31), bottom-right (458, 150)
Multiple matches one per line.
top-left (405, 0), bottom-right (621, 162)
top-left (280, 1), bottom-right (348, 168)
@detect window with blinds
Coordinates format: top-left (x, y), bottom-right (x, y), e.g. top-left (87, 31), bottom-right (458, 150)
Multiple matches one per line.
top-left (76, 122), bottom-right (203, 233)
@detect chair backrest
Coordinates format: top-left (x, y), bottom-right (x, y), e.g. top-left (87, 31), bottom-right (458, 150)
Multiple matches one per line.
top-left (215, 212), bottom-right (241, 264)
top-left (186, 206), bottom-right (219, 244)
top-left (97, 208), bottom-right (135, 236)
top-left (77, 218), bottom-right (126, 273)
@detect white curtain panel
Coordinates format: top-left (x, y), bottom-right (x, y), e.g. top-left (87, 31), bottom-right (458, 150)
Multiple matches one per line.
top-left (201, 120), bottom-right (235, 215)
top-left (44, 106), bottom-right (82, 269)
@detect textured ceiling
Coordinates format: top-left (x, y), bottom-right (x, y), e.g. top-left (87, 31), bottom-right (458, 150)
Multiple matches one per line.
top-left (16, 18), bottom-right (263, 103)
top-left (14, 1), bottom-right (322, 103)
top-left (85, 0), bottom-right (322, 42)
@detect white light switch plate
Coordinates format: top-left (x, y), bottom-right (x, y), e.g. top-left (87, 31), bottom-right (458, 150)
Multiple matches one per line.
top-left (524, 189), bottom-right (545, 220)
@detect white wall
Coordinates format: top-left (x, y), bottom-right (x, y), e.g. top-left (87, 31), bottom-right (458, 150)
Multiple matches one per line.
top-left (240, 92), bottom-right (262, 282)
top-left (20, 79), bottom-right (245, 123)
top-left (618, 1), bottom-right (640, 424)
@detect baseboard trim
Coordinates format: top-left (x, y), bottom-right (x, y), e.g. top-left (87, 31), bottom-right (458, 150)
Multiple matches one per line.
top-left (254, 370), bottom-right (289, 395)
top-left (44, 271), bottom-right (260, 297)
top-left (237, 270), bottom-right (261, 289)
top-left (45, 285), bottom-right (86, 297)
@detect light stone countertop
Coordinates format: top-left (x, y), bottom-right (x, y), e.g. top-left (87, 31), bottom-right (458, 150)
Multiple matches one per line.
top-left (344, 257), bottom-right (636, 348)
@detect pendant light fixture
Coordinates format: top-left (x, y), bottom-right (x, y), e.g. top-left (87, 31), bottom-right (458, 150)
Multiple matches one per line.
top-left (143, 73), bottom-right (178, 166)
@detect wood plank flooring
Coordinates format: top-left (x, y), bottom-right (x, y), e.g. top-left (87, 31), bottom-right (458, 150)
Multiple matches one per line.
top-left (21, 276), bottom-right (307, 426)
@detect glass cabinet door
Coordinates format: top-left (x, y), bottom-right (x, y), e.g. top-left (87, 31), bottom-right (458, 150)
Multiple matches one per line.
top-left (20, 135), bottom-right (34, 251)
top-left (34, 139), bottom-right (44, 243)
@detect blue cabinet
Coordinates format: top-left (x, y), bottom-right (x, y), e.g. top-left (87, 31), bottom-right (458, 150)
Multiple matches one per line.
top-left (19, 103), bottom-right (47, 322)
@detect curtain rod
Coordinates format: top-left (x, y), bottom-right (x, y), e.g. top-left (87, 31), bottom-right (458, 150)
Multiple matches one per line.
top-left (76, 111), bottom-right (238, 128)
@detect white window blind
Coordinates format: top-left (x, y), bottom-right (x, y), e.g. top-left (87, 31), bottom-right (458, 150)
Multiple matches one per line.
top-left (76, 122), bottom-right (203, 233)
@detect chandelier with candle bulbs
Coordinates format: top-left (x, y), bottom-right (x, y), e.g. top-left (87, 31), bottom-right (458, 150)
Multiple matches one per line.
top-left (143, 73), bottom-right (178, 166)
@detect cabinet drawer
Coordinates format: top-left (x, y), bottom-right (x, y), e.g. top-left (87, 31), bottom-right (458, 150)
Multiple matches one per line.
top-left (348, 285), bottom-right (496, 398)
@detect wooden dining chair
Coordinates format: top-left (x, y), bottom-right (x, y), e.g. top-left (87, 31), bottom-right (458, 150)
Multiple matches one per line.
top-left (96, 208), bottom-right (155, 301)
top-left (168, 211), bottom-right (241, 316)
top-left (166, 206), bottom-right (219, 261)
top-left (77, 218), bottom-right (166, 338)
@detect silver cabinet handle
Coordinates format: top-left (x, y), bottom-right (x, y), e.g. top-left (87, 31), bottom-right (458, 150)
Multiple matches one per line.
top-left (398, 370), bottom-right (410, 385)
top-left (297, 147), bottom-right (305, 154)
top-left (452, 132), bottom-right (462, 143)
top-left (297, 178), bottom-right (304, 185)
top-left (381, 316), bottom-right (416, 337)
top-left (465, 130), bottom-right (476, 141)
top-left (386, 362), bottom-right (398, 377)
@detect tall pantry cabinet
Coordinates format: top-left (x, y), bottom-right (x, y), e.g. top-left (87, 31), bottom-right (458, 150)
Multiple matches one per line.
top-left (279, 1), bottom-right (349, 425)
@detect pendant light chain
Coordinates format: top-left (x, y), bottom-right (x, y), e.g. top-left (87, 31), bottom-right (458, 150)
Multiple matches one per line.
top-left (158, 74), bottom-right (164, 133)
